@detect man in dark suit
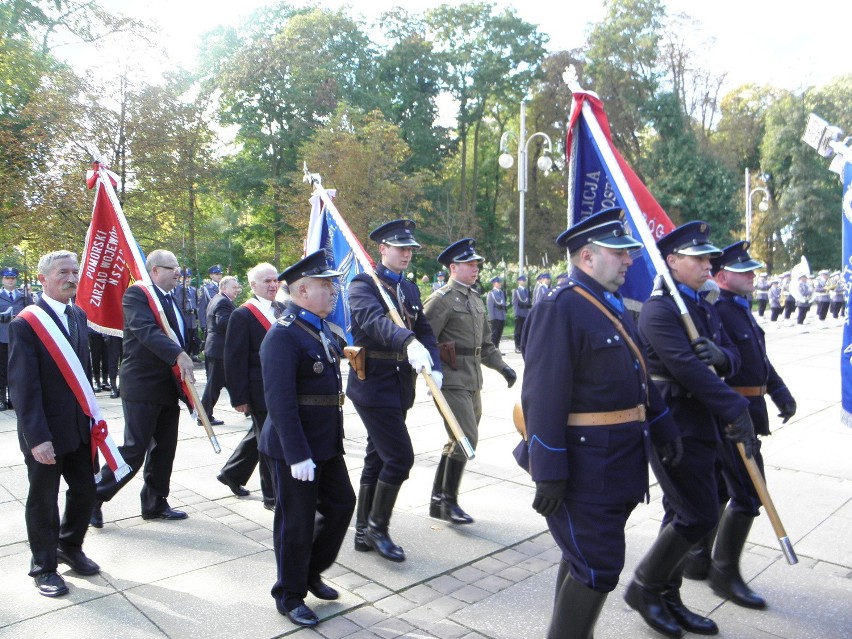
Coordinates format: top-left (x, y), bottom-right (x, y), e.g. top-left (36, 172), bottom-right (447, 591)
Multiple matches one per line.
top-left (91, 249), bottom-right (195, 526)
top-left (200, 275), bottom-right (241, 426)
top-left (217, 263), bottom-right (281, 507)
top-left (9, 251), bottom-right (100, 597)
top-left (259, 251), bottom-right (355, 628)
top-left (1, 266), bottom-right (32, 410)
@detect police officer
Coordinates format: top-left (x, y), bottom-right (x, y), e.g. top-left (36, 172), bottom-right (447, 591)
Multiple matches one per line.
top-left (533, 271), bottom-right (551, 305)
top-left (432, 270), bottom-right (446, 291)
top-left (1, 267), bottom-right (32, 410)
top-left (795, 272), bottom-right (814, 325)
top-left (814, 269), bottom-right (831, 326)
top-left (198, 264), bottom-right (223, 338)
top-left (485, 276), bottom-right (506, 349)
top-left (754, 273), bottom-right (770, 318)
top-left (679, 241), bottom-right (796, 609)
top-left (424, 239), bottom-right (516, 524)
top-left (511, 274), bottom-right (531, 353)
top-left (172, 268), bottom-right (199, 357)
top-left (519, 209), bottom-right (681, 639)
top-left (624, 222), bottom-right (757, 638)
top-left (346, 219), bottom-right (440, 563)
top-left (259, 251), bottom-right (356, 628)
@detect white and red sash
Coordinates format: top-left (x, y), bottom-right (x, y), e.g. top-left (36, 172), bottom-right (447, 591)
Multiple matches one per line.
top-left (135, 282), bottom-right (198, 417)
top-left (18, 306), bottom-right (130, 481)
top-left (242, 298), bottom-right (274, 331)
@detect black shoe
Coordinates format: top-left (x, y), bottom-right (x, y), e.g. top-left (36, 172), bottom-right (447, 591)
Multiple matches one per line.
top-left (217, 473), bottom-right (250, 497)
top-left (210, 418), bottom-right (224, 425)
top-left (0, 400), bottom-right (7, 411)
top-left (109, 388), bottom-right (120, 399)
top-left (263, 500), bottom-right (275, 511)
top-left (662, 589), bottom-right (718, 635)
top-left (100, 382), bottom-right (112, 391)
top-left (34, 571), bottom-right (68, 597)
top-left (90, 503), bottom-right (104, 528)
top-left (142, 507), bottom-right (188, 521)
top-left (57, 547), bottom-right (100, 575)
top-left (277, 602), bottom-right (319, 627)
top-left (307, 577), bottom-right (339, 600)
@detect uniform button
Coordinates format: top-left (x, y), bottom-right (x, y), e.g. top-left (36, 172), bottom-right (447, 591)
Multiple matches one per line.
top-left (606, 338), bottom-right (612, 344)
top-left (614, 335), bottom-right (620, 341)
top-left (643, 430), bottom-right (648, 437)
top-left (580, 436), bottom-right (586, 443)
top-left (641, 383), bottom-right (646, 389)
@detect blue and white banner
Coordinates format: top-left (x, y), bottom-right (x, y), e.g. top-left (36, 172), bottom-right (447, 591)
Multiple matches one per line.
top-left (840, 161), bottom-right (852, 427)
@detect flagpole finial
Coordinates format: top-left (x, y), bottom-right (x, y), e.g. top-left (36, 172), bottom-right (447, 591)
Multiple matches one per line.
top-left (83, 142), bottom-right (109, 166)
top-left (563, 66), bottom-right (582, 93)
top-left (303, 162), bottom-right (322, 188)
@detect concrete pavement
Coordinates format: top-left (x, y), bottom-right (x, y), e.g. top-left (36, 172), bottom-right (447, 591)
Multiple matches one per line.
top-left (1, 315), bottom-right (851, 638)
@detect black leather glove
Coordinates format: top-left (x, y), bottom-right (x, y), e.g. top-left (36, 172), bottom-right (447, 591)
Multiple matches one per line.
top-left (532, 480), bottom-right (567, 517)
top-left (777, 401), bottom-right (797, 424)
top-left (656, 436), bottom-right (683, 467)
top-left (501, 366), bottom-right (517, 388)
top-left (690, 336), bottom-right (728, 370)
top-left (727, 410), bottom-right (758, 459)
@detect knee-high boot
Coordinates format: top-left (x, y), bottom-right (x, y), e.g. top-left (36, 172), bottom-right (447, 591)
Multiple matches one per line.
top-left (624, 524), bottom-right (693, 638)
top-left (554, 558), bottom-right (570, 606)
top-left (364, 481), bottom-right (405, 562)
top-left (709, 508), bottom-right (766, 609)
top-left (429, 455), bottom-right (448, 518)
top-left (547, 573), bottom-right (608, 639)
top-left (683, 505), bottom-right (724, 580)
top-left (354, 484), bottom-right (375, 552)
top-left (661, 567), bottom-right (719, 635)
top-left (440, 457), bottom-right (473, 524)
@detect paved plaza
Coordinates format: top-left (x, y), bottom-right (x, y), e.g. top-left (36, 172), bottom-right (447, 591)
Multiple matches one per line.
top-left (1, 316), bottom-right (850, 638)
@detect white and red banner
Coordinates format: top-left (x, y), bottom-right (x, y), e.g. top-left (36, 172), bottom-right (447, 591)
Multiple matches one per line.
top-left (18, 305), bottom-right (130, 480)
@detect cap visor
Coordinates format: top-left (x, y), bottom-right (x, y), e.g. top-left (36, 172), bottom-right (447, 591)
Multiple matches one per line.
top-left (723, 259), bottom-right (763, 273)
top-left (676, 244), bottom-right (723, 258)
top-left (594, 236), bottom-right (643, 250)
top-left (384, 239), bottom-right (421, 248)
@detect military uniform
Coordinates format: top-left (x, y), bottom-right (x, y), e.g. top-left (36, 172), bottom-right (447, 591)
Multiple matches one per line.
top-left (424, 238), bottom-right (516, 525)
top-left (485, 277), bottom-right (506, 349)
top-left (1, 267), bottom-right (32, 409)
top-left (769, 281), bottom-right (783, 323)
top-left (754, 275), bottom-right (770, 317)
top-left (197, 264), bottom-right (223, 335)
top-left (511, 276), bottom-right (531, 353)
top-left (814, 270), bottom-right (831, 322)
top-left (829, 272), bottom-right (846, 319)
top-left (533, 272), bottom-right (551, 305)
top-left (258, 251), bottom-right (355, 628)
top-left (518, 208), bottom-right (680, 639)
top-left (172, 270), bottom-right (198, 355)
top-left (346, 219), bottom-right (440, 563)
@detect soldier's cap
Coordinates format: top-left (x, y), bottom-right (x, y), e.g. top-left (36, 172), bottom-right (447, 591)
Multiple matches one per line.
top-left (517, 275), bottom-right (527, 282)
top-left (208, 264), bottom-right (223, 274)
top-left (436, 271), bottom-right (446, 278)
top-left (556, 207), bottom-right (643, 254)
top-left (819, 269), bottom-right (829, 275)
top-left (556, 272), bottom-right (569, 281)
top-left (180, 268), bottom-right (192, 276)
top-left (798, 272), bottom-right (810, 279)
top-left (537, 272), bottom-right (551, 280)
top-left (1, 267), bottom-right (19, 277)
top-left (278, 250), bottom-right (342, 285)
top-left (657, 221), bottom-right (722, 258)
top-left (369, 219), bottom-right (421, 248)
top-left (711, 241), bottom-right (763, 274)
top-left (437, 238), bottom-right (483, 267)
top-left (490, 276), bottom-right (502, 284)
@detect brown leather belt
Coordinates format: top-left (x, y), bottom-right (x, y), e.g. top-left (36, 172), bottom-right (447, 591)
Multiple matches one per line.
top-left (455, 346), bottom-right (482, 357)
top-left (731, 386), bottom-right (767, 397)
top-left (297, 393), bottom-right (345, 407)
top-left (567, 405), bottom-right (646, 426)
top-left (367, 350), bottom-right (405, 361)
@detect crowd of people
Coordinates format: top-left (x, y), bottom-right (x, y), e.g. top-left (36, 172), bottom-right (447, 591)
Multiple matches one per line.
top-left (1, 210), bottom-right (824, 635)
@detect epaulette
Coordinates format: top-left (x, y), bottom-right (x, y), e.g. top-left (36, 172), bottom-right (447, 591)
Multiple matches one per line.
top-left (277, 312), bottom-right (296, 327)
top-left (542, 281), bottom-right (575, 301)
top-left (434, 284), bottom-right (451, 297)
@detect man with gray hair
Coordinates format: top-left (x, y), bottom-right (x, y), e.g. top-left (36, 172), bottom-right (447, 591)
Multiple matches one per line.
top-left (10, 251), bottom-right (100, 596)
top-left (91, 249), bottom-right (195, 527)
top-left (200, 275), bottom-right (241, 426)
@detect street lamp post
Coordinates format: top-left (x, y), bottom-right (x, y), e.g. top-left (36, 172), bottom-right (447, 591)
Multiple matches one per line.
top-left (499, 100), bottom-right (553, 277)
top-left (745, 167), bottom-right (770, 243)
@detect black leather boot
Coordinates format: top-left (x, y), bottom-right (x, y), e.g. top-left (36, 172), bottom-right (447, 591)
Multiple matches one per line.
top-left (547, 573), bottom-right (608, 639)
top-left (709, 508), bottom-right (766, 609)
top-left (554, 558), bottom-right (570, 606)
top-left (354, 484), bottom-right (375, 552)
top-left (440, 457), bottom-right (473, 524)
top-left (624, 524), bottom-right (691, 638)
top-left (662, 586), bottom-right (719, 635)
top-left (0, 386), bottom-right (7, 411)
top-left (364, 481), bottom-right (405, 562)
top-left (429, 456), bottom-right (448, 518)
top-left (684, 504), bottom-right (724, 580)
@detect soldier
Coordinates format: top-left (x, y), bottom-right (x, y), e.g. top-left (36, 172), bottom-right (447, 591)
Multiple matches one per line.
top-left (769, 279), bottom-right (783, 326)
top-left (485, 276), bottom-right (506, 350)
top-left (829, 271), bottom-right (846, 320)
top-left (259, 250), bottom-right (355, 628)
top-left (533, 271), bottom-right (552, 305)
top-left (624, 221), bottom-right (757, 638)
top-left (172, 268), bottom-right (199, 358)
top-left (346, 219), bottom-right (440, 563)
top-left (424, 238), bottom-right (517, 524)
top-left (679, 241), bottom-right (796, 609)
top-left (795, 272), bottom-right (814, 325)
top-left (511, 274), bottom-right (531, 353)
top-left (781, 273), bottom-right (795, 325)
top-left (754, 273), bottom-right (770, 318)
top-left (198, 264), bottom-right (223, 339)
top-left (1, 267), bottom-right (32, 410)
top-left (814, 269), bottom-right (831, 327)
top-left (518, 208), bottom-right (681, 638)
top-left (432, 270), bottom-right (446, 291)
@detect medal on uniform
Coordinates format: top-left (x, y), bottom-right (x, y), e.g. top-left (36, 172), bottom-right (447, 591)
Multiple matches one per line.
top-left (313, 360), bottom-right (324, 374)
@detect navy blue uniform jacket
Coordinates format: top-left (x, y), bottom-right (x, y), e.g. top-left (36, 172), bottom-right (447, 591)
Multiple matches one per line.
top-left (520, 270), bottom-right (678, 505)
top-left (346, 266), bottom-right (440, 409)
top-left (9, 299), bottom-right (91, 455)
top-left (638, 286), bottom-right (749, 442)
top-left (715, 290), bottom-right (794, 436)
top-left (259, 307), bottom-right (346, 464)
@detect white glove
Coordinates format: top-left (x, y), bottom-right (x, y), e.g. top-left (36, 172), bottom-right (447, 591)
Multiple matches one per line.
top-left (427, 370), bottom-right (443, 397)
top-left (291, 458), bottom-right (316, 481)
top-left (406, 339), bottom-right (433, 374)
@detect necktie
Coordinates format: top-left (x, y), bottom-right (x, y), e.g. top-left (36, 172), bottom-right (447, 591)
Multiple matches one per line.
top-left (64, 305), bottom-right (78, 349)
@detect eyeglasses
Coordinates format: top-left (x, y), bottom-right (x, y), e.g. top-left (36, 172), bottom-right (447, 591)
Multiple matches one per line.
top-left (156, 265), bottom-right (181, 271)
